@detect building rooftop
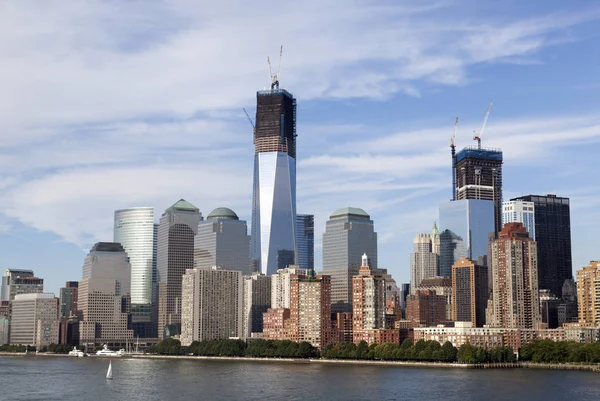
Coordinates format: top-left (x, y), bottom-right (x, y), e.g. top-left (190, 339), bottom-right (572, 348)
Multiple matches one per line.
top-left (14, 293), bottom-right (55, 301)
top-left (207, 207), bottom-right (239, 220)
top-left (456, 146), bottom-right (503, 163)
top-left (330, 207), bottom-right (370, 219)
top-left (166, 199), bottom-right (199, 212)
top-left (90, 242), bottom-right (126, 253)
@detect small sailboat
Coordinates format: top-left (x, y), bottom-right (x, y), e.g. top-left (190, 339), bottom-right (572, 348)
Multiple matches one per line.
top-left (106, 361), bottom-right (113, 380)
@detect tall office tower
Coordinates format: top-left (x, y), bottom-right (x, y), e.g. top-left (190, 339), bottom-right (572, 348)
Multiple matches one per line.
top-left (287, 271), bottom-right (333, 349)
top-left (410, 231), bottom-right (439, 291)
top-left (439, 199), bottom-right (495, 276)
top-left (322, 207), bottom-right (378, 313)
top-left (250, 83), bottom-right (297, 276)
top-left (405, 290), bottom-right (447, 327)
top-left (296, 214), bottom-right (314, 270)
top-left (400, 283), bottom-right (410, 312)
top-left (1, 269), bottom-right (43, 301)
top-left (454, 145), bottom-right (503, 234)
top-left (242, 273), bottom-right (271, 338)
top-left (511, 194), bottom-right (572, 297)
top-left (114, 207), bottom-right (155, 338)
top-left (157, 199), bottom-right (202, 336)
top-left (271, 266), bottom-right (307, 309)
top-left (352, 254), bottom-right (386, 343)
top-left (487, 223), bottom-right (540, 329)
top-left (561, 279), bottom-right (578, 322)
top-left (58, 281), bottom-right (78, 319)
top-left (78, 242), bottom-right (133, 346)
top-left (180, 267), bottom-right (243, 346)
top-left (10, 293), bottom-right (58, 347)
top-left (194, 207), bottom-right (251, 275)
top-left (502, 200), bottom-right (535, 239)
top-left (576, 261), bottom-right (600, 325)
top-left (451, 258), bottom-right (488, 327)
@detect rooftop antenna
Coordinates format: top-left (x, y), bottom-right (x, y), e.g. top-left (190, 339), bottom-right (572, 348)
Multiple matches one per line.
top-left (268, 45), bottom-right (283, 90)
top-left (243, 108), bottom-right (255, 133)
top-left (473, 102), bottom-right (492, 149)
top-left (450, 117), bottom-right (458, 201)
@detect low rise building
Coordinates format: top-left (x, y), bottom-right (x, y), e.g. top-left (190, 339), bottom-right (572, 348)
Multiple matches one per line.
top-left (406, 290), bottom-right (447, 328)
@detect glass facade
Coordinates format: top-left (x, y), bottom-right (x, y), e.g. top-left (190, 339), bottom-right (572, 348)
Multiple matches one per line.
top-left (322, 208), bottom-right (377, 313)
top-left (114, 207), bottom-right (155, 306)
top-left (511, 194), bottom-right (572, 297)
top-left (296, 214), bottom-right (315, 270)
top-left (438, 200), bottom-right (495, 277)
top-left (502, 200), bottom-right (535, 240)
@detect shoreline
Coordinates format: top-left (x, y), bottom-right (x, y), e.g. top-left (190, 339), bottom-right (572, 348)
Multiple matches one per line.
top-left (2, 352), bottom-right (599, 372)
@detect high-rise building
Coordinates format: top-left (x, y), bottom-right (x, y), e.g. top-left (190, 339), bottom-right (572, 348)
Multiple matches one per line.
top-left (399, 283), bottom-right (410, 312)
top-left (454, 145), bottom-right (503, 234)
top-left (1, 269), bottom-right (43, 302)
top-left (242, 273), bottom-right (271, 338)
top-left (410, 229), bottom-right (439, 291)
top-left (439, 199), bottom-right (495, 276)
top-left (250, 84), bottom-right (297, 276)
top-left (416, 277), bottom-right (453, 321)
top-left (511, 194), bottom-right (572, 297)
top-left (180, 267), bottom-right (243, 346)
top-left (296, 214), bottom-right (314, 271)
top-left (405, 290), bottom-right (447, 328)
top-left (451, 258), bottom-right (488, 327)
top-left (157, 199), bottom-right (202, 336)
top-left (561, 279), bottom-right (578, 322)
top-left (0, 301), bottom-right (10, 345)
top-left (78, 242), bottom-right (134, 346)
top-left (194, 207), bottom-right (251, 275)
top-left (502, 200), bottom-right (535, 239)
top-left (114, 207), bottom-right (156, 338)
top-left (576, 261), bottom-right (600, 326)
top-left (271, 266), bottom-right (307, 309)
top-left (288, 271), bottom-right (333, 349)
top-left (10, 293), bottom-right (58, 347)
top-left (487, 223), bottom-right (540, 329)
top-left (58, 281), bottom-right (78, 319)
top-left (352, 254), bottom-right (387, 344)
top-left (322, 207), bottom-right (377, 313)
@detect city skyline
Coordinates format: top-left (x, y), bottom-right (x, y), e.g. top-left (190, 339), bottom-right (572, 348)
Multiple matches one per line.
top-left (1, 1), bottom-right (600, 296)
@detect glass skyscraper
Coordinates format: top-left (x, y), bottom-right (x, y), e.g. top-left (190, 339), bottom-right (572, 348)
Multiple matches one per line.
top-left (322, 207), bottom-right (377, 313)
top-left (511, 194), bottom-right (572, 297)
top-left (502, 200), bottom-right (535, 240)
top-left (296, 214), bottom-right (314, 270)
top-left (438, 199), bottom-right (495, 277)
top-left (251, 87), bottom-right (297, 276)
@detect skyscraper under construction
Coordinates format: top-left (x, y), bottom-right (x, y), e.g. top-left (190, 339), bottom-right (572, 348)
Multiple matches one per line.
top-left (251, 67), bottom-right (297, 276)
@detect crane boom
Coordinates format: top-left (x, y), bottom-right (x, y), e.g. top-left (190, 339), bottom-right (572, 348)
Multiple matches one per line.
top-left (473, 102), bottom-right (492, 149)
top-left (276, 45), bottom-right (283, 83)
top-left (243, 108), bottom-right (255, 131)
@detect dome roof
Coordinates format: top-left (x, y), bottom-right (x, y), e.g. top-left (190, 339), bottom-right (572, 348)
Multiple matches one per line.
top-left (330, 207), bottom-right (370, 218)
top-left (207, 207), bottom-right (239, 220)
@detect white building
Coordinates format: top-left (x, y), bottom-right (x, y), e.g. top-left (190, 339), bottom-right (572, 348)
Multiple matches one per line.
top-left (242, 274), bottom-right (271, 338)
top-left (502, 200), bottom-right (535, 240)
top-left (114, 207), bottom-right (155, 306)
top-left (410, 227), bottom-right (439, 292)
top-left (10, 293), bottom-right (58, 347)
top-left (180, 267), bottom-right (243, 346)
top-left (271, 266), bottom-right (307, 309)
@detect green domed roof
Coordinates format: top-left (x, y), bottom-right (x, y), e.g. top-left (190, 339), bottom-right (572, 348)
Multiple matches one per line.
top-left (166, 199), bottom-right (199, 212)
top-left (207, 207), bottom-right (239, 220)
top-left (330, 207), bottom-right (370, 218)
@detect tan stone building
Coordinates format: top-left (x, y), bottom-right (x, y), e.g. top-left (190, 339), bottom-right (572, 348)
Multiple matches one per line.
top-left (180, 267), bottom-right (243, 346)
top-left (576, 261), bottom-right (600, 325)
top-left (78, 242), bottom-right (134, 347)
top-left (243, 273), bottom-right (271, 339)
top-left (352, 253), bottom-right (387, 344)
top-left (10, 293), bottom-right (58, 347)
top-left (488, 223), bottom-right (540, 329)
top-left (451, 258), bottom-right (488, 327)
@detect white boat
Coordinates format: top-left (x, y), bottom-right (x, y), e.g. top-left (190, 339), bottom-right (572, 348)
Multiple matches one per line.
top-left (68, 347), bottom-right (85, 357)
top-left (96, 344), bottom-right (125, 357)
top-left (106, 361), bottom-right (113, 380)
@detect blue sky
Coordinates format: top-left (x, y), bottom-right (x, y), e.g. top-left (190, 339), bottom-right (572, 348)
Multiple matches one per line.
top-left (1, 0), bottom-right (599, 295)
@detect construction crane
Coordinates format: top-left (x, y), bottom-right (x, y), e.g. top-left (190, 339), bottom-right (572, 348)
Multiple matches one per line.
top-left (450, 117), bottom-right (458, 201)
top-left (267, 45), bottom-right (283, 90)
top-left (473, 102), bottom-right (493, 149)
top-left (243, 108), bottom-right (255, 133)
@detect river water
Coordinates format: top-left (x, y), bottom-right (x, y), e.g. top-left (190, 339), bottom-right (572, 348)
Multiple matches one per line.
top-left (1, 356), bottom-right (599, 400)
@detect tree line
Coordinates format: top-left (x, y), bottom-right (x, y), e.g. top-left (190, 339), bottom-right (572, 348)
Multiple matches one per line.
top-left (146, 338), bottom-right (319, 359)
top-left (322, 339), bottom-right (516, 363)
top-left (520, 340), bottom-right (600, 364)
